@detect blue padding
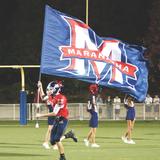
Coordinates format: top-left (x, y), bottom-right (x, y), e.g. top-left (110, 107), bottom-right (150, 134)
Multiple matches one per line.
top-left (20, 91), bottom-right (27, 125)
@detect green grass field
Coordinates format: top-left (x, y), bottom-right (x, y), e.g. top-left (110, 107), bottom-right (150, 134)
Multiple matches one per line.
top-left (0, 120), bottom-right (160, 160)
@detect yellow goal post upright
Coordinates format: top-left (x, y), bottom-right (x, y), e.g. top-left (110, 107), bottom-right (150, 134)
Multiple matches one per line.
top-left (0, 65), bottom-right (40, 125)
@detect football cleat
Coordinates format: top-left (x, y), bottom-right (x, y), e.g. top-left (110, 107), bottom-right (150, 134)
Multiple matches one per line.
top-left (121, 136), bottom-right (127, 142)
top-left (84, 139), bottom-right (89, 147)
top-left (65, 130), bottom-right (78, 142)
top-left (59, 156), bottom-right (66, 160)
top-left (126, 139), bottom-right (136, 144)
top-left (42, 142), bottom-right (50, 149)
top-left (91, 143), bottom-right (100, 148)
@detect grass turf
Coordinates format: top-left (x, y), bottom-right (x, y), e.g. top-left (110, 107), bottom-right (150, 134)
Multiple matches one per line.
top-left (0, 120), bottom-right (160, 160)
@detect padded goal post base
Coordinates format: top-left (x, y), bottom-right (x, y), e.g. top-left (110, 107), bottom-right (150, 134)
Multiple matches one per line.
top-left (20, 91), bottom-right (27, 125)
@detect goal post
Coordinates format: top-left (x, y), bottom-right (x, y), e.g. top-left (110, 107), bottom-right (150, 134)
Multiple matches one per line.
top-left (0, 65), bottom-right (40, 125)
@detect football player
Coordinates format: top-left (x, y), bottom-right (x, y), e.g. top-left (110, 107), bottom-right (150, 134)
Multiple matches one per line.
top-left (37, 80), bottom-right (77, 160)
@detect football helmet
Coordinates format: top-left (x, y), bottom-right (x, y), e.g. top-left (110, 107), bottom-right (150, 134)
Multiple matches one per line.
top-left (89, 84), bottom-right (98, 94)
top-left (46, 80), bottom-right (63, 95)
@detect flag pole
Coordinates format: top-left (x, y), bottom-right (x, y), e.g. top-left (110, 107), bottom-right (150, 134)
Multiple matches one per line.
top-left (35, 70), bottom-right (42, 128)
top-left (35, 4), bottom-right (47, 128)
top-left (86, 0), bottom-right (89, 25)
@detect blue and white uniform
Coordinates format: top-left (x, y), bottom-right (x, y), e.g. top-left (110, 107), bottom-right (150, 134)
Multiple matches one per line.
top-left (87, 94), bottom-right (98, 128)
top-left (124, 99), bottom-right (135, 121)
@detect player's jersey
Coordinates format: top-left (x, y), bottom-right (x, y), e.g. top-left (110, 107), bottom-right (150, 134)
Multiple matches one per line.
top-left (46, 96), bottom-right (55, 112)
top-left (51, 93), bottom-right (69, 119)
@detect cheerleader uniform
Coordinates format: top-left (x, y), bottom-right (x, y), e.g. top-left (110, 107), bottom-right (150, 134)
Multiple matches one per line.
top-left (87, 94), bottom-right (98, 128)
top-left (124, 100), bottom-right (135, 121)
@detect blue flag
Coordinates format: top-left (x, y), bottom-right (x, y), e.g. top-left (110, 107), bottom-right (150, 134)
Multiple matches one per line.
top-left (40, 5), bottom-right (148, 102)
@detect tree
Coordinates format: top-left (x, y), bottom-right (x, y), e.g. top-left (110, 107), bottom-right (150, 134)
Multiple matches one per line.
top-left (144, 0), bottom-right (160, 95)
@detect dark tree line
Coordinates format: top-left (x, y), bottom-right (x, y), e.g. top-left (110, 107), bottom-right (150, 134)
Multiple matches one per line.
top-left (144, 0), bottom-right (160, 95)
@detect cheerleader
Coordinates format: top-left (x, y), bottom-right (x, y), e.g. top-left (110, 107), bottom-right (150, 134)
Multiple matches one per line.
top-left (121, 95), bottom-right (136, 144)
top-left (84, 84), bottom-right (100, 148)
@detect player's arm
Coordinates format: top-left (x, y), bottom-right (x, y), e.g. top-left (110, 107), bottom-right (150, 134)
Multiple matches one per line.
top-left (36, 112), bottom-right (56, 118)
top-left (124, 95), bottom-right (128, 104)
top-left (36, 98), bottom-right (65, 118)
top-left (37, 81), bottom-right (49, 101)
top-left (123, 95), bottom-right (129, 109)
top-left (87, 100), bottom-right (92, 110)
top-left (92, 95), bottom-right (96, 105)
top-left (36, 104), bottom-right (60, 118)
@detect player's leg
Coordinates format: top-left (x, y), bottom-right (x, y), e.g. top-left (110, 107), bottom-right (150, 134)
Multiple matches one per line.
top-left (47, 116), bottom-right (59, 150)
top-left (57, 142), bottom-right (66, 160)
top-left (61, 130), bottom-right (78, 142)
top-left (43, 115), bottom-right (56, 149)
top-left (50, 124), bottom-right (58, 150)
top-left (53, 118), bottom-right (68, 160)
top-left (51, 126), bottom-right (66, 159)
top-left (43, 125), bottom-right (53, 149)
top-left (50, 123), bottom-right (59, 149)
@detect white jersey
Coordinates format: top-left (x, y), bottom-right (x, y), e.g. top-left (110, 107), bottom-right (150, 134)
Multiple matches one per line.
top-left (145, 97), bottom-right (152, 105)
top-left (114, 97), bottom-right (121, 109)
top-left (153, 97), bottom-right (160, 105)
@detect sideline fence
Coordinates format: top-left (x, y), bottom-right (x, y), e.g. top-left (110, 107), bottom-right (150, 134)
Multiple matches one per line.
top-left (0, 103), bottom-right (158, 121)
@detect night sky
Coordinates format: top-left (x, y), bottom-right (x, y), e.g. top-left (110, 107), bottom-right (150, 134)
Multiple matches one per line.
top-left (0, 0), bottom-right (151, 64)
top-left (0, 0), bottom-right (159, 102)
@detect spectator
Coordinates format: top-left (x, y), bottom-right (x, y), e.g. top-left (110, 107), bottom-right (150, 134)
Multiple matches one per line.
top-left (106, 96), bottom-right (113, 119)
top-left (153, 95), bottom-right (160, 120)
top-left (96, 94), bottom-right (103, 104)
top-left (144, 94), bottom-right (153, 119)
top-left (113, 96), bottom-right (121, 120)
top-left (96, 94), bottom-right (103, 117)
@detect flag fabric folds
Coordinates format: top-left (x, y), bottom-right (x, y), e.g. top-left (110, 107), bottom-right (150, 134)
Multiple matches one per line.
top-left (40, 5), bottom-right (148, 102)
